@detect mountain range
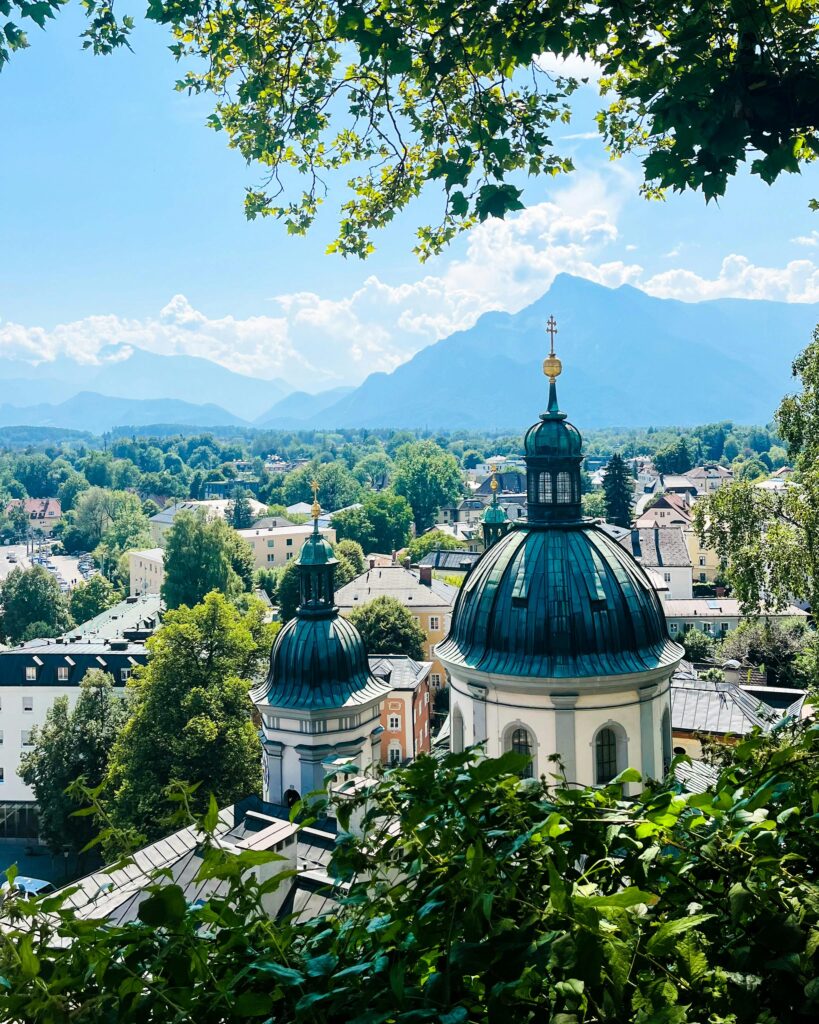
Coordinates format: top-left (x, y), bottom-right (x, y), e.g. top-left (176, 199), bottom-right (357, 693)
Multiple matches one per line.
top-left (3, 276), bottom-right (818, 433)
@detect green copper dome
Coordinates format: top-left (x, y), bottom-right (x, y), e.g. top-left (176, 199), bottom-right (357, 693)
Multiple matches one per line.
top-left (438, 522), bottom-right (681, 679)
top-left (524, 415), bottom-right (583, 458)
top-left (262, 614), bottom-right (387, 710)
top-left (299, 530), bottom-right (336, 566)
top-left (483, 503), bottom-right (508, 524)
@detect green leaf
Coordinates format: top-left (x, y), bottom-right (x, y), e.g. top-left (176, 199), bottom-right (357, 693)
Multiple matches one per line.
top-left (233, 991), bottom-right (272, 1017)
top-left (646, 914), bottom-right (715, 956)
top-left (252, 962), bottom-right (304, 985)
top-left (440, 1008), bottom-right (468, 1024)
top-left (137, 885), bottom-right (188, 928)
top-left (576, 886), bottom-right (657, 909)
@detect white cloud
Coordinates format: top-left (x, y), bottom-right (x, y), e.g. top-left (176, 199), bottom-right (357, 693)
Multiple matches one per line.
top-left (4, 168), bottom-right (818, 392)
top-left (792, 230), bottom-right (819, 248)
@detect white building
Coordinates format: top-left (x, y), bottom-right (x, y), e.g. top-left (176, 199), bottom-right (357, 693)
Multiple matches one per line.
top-left (237, 523), bottom-right (335, 571)
top-left (129, 547), bottom-right (165, 596)
top-left (663, 598), bottom-right (808, 640)
top-left (438, 338), bottom-right (683, 790)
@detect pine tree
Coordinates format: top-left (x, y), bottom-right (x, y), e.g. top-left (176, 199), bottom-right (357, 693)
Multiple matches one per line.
top-left (227, 486), bottom-right (254, 529)
top-left (602, 454), bottom-right (633, 528)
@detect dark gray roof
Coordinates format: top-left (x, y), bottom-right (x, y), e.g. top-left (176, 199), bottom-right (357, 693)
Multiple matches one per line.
top-left (476, 471), bottom-right (526, 495)
top-left (369, 655), bottom-right (432, 691)
top-left (0, 636), bottom-right (148, 687)
top-left (335, 566), bottom-right (457, 610)
top-left (671, 670), bottom-right (780, 735)
top-left (621, 526), bottom-right (692, 568)
top-left (417, 549), bottom-right (480, 572)
top-left (69, 593), bottom-right (162, 641)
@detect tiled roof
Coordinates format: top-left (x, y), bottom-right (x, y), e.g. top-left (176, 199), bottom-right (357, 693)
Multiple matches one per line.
top-left (417, 549), bottom-right (481, 572)
top-left (671, 670), bottom-right (780, 735)
top-left (621, 527), bottom-right (691, 568)
top-left (369, 655), bottom-right (432, 690)
top-left (335, 566), bottom-right (457, 610)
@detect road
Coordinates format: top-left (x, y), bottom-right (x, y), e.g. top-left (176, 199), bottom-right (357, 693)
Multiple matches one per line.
top-left (0, 542), bottom-right (84, 589)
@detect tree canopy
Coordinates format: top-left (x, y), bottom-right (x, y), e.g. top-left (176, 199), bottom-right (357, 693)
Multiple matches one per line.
top-left (0, 565), bottom-right (74, 644)
top-left (68, 574), bottom-right (120, 625)
top-left (162, 511), bottom-right (254, 609)
top-left (6, 723), bottom-right (819, 1021)
top-left (105, 593), bottom-right (272, 842)
top-left (9, 2), bottom-right (816, 256)
top-left (392, 441), bottom-right (462, 533)
top-left (602, 453), bottom-right (633, 528)
top-left (348, 594), bottom-right (427, 660)
top-left (19, 670), bottom-right (130, 855)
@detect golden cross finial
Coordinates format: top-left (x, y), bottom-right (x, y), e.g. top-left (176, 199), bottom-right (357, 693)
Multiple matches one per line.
top-left (543, 314), bottom-right (562, 381)
top-left (310, 478), bottom-right (320, 520)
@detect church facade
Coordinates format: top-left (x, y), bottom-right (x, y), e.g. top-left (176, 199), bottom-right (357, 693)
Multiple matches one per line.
top-left (438, 320), bottom-right (684, 789)
top-left (251, 486), bottom-right (391, 804)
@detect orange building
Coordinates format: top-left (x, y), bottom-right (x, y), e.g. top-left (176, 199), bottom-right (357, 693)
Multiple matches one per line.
top-left (369, 656), bottom-right (432, 765)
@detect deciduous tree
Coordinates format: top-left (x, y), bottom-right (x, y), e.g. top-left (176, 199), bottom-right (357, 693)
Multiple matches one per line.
top-left (348, 595), bottom-right (426, 660)
top-left (393, 441), bottom-right (461, 533)
top-left (106, 593), bottom-right (271, 841)
top-left (162, 511), bottom-right (254, 609)
top-left (69, 574), bottom-right (119, 624)
top-left (0, 565), bottom-right (74, 643)
top-left (19, 670), bottom-right (130, 855)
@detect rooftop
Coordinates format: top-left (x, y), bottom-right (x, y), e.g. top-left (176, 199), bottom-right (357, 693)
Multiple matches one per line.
top-left (369, 654), bottom-right (432, 691)
top-left (618, 526), bottom-right (692, 568)
top-left (671, 665), bottom-right (781, 735)
top-left (150, 498), bottom-right (268, 526)
top-left (417, 549), bottom-right (481, 572)
top-left (663, 599), bottom-right (808, 618)
top-left (335, 565), bottom-right (458, 610)
top-left (69, 593), bottom-right (162, 641)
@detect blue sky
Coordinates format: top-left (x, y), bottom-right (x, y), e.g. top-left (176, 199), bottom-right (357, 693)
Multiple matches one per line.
top-left (1, 5), bottom-right (818, 391)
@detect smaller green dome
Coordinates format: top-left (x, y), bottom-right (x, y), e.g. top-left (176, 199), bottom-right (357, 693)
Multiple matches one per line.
top-left (483, 503), bottom-right (508, 524)
top-left (524, 416), bottom-right (583, 458)
top-left (299, 530), bottom-right (336, 566)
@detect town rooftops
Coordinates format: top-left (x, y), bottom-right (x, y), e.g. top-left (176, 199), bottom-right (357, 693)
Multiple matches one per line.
top-left (660, 474), bottom-right (697, 492)
top-left (369, 655), bottom-right (432, 691)
top-left (69, 592), bottom-right (162, 641)
top-left (335, 565), bottom-right (458, 610)
top-left (417, 549), bottom-right (481, 573)
top-left (237, 524), bottom-right (319, 540)
top-left (619, 526), bottom-right (692, 568)
top-left (663, 599), bottom-right (807, 619)
top-left (0, 635), bottom-right (148, 687)
top-left (671, 666), bottom-right (781, 736)
top-left (476, 471), bottom-right (526, 495)
top-left (5, 497), bottom-right (62, 520)
top-left (688, 465), bottom-right (733, 480)
top-left (150, 498), bottom-right (268, 527)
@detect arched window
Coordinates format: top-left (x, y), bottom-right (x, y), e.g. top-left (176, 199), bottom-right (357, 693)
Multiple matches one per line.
top-left (595, 727), bottom-right (618, 785)
top-left (538, 472), bottom-right (553, 503)
top-left (511, 727), bottom-right (534, 778)
top-left (661, 707), bottom-right (672, 772)
top-left (451, 705), bottom-right (465, 754)
top-left (556, 471), bottom-right (573, 504)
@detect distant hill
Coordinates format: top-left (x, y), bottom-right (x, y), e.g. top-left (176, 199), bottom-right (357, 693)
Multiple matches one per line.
top-left (0, 346), bottom-right (290, 420)
top-left (306, 275), bottom-right (819, 430)
top-left (255, 386), bottom-right (356, 427)
top-left (0, 392), bottom-right (246, 435)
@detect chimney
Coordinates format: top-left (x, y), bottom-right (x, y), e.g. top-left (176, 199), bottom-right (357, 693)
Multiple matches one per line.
top-left (369, 558), bottom-right (376, 570)
top-left (419, 565), bottom-right (433, 586)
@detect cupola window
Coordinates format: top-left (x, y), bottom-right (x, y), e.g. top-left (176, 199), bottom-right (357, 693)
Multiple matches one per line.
top-left (538, 472), bottom-right (553, 503)
top-left (556, 471), bottom-right (573, 504)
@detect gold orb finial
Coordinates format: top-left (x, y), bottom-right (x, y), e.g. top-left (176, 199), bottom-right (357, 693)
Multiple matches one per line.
top-left (490, 464), bottom-right (499, 492)
top-left (310, 478), bottom-right (320, 520)
top-left (543, 314), bottom-right (562, 381)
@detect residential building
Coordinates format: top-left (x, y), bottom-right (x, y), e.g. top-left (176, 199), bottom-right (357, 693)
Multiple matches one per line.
top-left (149, 498), bottom-right (269, 544)
top-left (685, 530), bottom-right (721, 584)
top-left (663, 598), bottom-right (807, 640)
top-left (438, 498), bottom-right (486, 527)
top-left (613, 525), bottom-right (693, 600)
top-left (0, 635), bottom-right (148, 815)
top-left (237, 523), bottom-right (336, 571)
top-left (335, 564), bottom-right (457, 693)
top-left (5, 497), bottom-right (62, 536)
top-left (70, 593), bottom-right (162, 643)
top-left (475, 470), bottom-right (526, 496)
top-left (203, 478), bottom-right (261, 499)
top-left (687, 464), bottom-right (733, 495)
top-left (659, 474), bottom-right (698, 498)
top-left (634, 493), bottom-right (692, 529)
top-left (129, 547), bottom-right (165, 596)
top-left (430, 522), bottom-right (483, 552)
top-left (369, 655), bottom-right (432, 764)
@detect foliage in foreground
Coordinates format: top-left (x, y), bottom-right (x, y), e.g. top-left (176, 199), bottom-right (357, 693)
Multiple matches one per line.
top-left (3, 720), bottom-right (819, 1022)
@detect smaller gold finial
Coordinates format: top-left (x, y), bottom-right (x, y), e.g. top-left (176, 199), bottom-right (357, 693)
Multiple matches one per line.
top-left (490, 464), bottom-right (499, 492)
top-left (310, 478), bottom-right (320, 520)
top-left (543, 315), bottom-right (562, 381)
